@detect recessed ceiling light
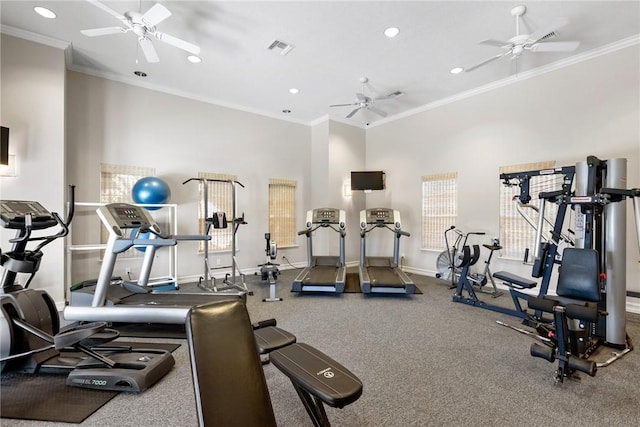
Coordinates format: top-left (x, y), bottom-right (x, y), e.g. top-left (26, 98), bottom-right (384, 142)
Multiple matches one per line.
top-left (384, 27), bottom-right (400, 38)
top-left (450, 67), bottom-right (464, 74)
top-left (187, 55), bottom-right (201, 63)
top-left (289, 88), bottom-right (299, 94)
top-left (134, 71), bottom-right (147, 77)
top-left (282, 109), bottom-right (291, 114)
top-left (34, 6), bottom-right (56, 19)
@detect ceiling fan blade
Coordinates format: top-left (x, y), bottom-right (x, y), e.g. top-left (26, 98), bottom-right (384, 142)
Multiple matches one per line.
top-left (154, 31), bottom-right (201, 55)
top-left (528, 18), bottom-right (569, 44)
top-left (81, 27), bottom-right (127, 37)
top-left (330, 103), bottom-right (356, 107)
top-left (479, 39), bottom-right (512, 48)
top-left (142, 3), bottom-right (172, 27)
top-left (374, 91), bottom-right (404, 102)
top-left (346, 108), bottom-right (361, 118)
top-left (355, 93), bottom-right (367, 102)
top-left (86, 0), bottom-right (128, 24)
top-left (368, 106), bottom-right (388, 118)
top-left (465, 53), bottom-right (507, 72)
top-left (138, 36), bottom-right (159, 63)
top-left (530, 41), bottom-right (580, 53)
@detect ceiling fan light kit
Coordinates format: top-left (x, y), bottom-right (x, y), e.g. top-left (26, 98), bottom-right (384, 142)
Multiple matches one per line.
top-left (81, 0), bottom-right (201, 64)
top-left (463, 4), bottom-right (580, 73)
top-left (329, 77), bottom-right (403, 120)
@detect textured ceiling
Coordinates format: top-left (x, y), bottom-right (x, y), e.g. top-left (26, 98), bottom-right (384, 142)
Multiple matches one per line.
top-left (2, 1), bottom-right (639, 126)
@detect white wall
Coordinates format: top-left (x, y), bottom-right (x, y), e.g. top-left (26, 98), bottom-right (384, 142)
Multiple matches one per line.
top-left (65, 71), bottom-right (311, 288)
top-left (307, 120), bottom-right (365, 263)
top-left (3, 33), bottom-right (638, 308)
top-left (365, 44), bottom-right (640, 295)
top-left (0, 34), bottom-right (66, 302)
top-left (328, 121), bottom-right (366, 263)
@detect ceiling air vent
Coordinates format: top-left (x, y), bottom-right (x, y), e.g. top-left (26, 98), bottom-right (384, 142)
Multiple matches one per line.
top-left (267, 39), bottom-right (295, 56)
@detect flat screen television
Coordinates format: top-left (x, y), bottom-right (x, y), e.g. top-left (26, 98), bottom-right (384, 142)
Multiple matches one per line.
top-left (351, 171), bottom-right (385, 191)
top-left (1, 126), bottom-right (8, 166)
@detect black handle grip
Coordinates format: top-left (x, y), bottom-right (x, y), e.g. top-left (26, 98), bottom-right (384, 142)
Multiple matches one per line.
top-left (530, 343), bottom-right (555, 362)
top-left (527, 296), bottom-right (557, 313)
top-left (568, 356), bottom-right (597, 376)
top-left (565, 304), bottom-right (599, 323)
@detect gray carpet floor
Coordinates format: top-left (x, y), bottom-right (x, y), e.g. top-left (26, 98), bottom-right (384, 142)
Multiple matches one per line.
top-left (3, 268), bottom-right (640, 426)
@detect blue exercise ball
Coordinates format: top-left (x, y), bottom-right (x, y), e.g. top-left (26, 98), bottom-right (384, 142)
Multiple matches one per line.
top-left (132, 176), bottom-right (171, 210)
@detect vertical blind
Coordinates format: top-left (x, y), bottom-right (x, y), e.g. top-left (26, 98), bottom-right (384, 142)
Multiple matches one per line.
top-left (422, 172), bottom-right (457, 250)
top-left (268, 178), bottom-right (297, 248)
top-left (197, 172), bottom-right (236, 252)
top-left (499, 160), bottom-right (561, 260)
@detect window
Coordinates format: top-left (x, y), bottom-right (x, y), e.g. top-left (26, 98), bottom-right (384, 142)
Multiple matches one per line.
top-left (499, 161), bottom-right (562, 260)
top-left (198, 172), bottom-right (236, 252)
top-left (100, 164), bottom-right (154, 253)
top-left (268, 179), bottom-right (297, 248)
top-left (100, 163), bottom-right (154, 204)
top-left (422, 172), bottom-right (457, 251)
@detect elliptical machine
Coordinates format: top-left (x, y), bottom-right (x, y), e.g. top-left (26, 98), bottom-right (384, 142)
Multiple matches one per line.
top-left (258, 233), bottom-right (281, 302)
top-left (0, 188), bottom-right (174, 392)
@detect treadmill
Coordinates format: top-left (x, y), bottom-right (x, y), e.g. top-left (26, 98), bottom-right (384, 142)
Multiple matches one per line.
top-left (359, 208), bottom-right (415, 294)
top-left (292, 208), bottom-right (346, 293)
top-left (64, 203), bottom-right (243, 325)
top-left (0, 197), bottom-right (174, 392)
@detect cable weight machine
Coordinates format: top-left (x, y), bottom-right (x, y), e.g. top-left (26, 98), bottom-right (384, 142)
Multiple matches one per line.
top-left (497, 156), bottom-right (640, 381)
top-left (183, 178), bottom-right (251, 295)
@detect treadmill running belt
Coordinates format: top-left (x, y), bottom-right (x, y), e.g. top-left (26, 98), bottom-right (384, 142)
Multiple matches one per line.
top-left (367, 267), bottom-right (404, 286)
top-left (302, 266), bottom-right (339, 284)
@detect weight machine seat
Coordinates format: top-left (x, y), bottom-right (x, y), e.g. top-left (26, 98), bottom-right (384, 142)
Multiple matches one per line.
top-left (186, 300), bottom-right (278, 427)
top-left (254, 326), bottom-right (297, 354)
top-left (492, 271), bottom-right (537, 289)
top-left (554, 248), bottom-right (601, 303)
top-left (270, 342), bottom-right (363, 409)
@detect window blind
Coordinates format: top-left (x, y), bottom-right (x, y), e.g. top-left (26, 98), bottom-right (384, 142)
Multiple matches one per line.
top-left (269, 178), bottom-right (297, 248)
top-left (499, 161), bottom-right (561, 260)
top-left (197, 172), bottom-right (236, 252)
top-left (99, 163), bottom-right (155, 256)
top-left (422, 172), bottom-right (457, 250)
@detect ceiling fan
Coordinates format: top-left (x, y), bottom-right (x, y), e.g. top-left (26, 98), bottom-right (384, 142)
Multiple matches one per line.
top-left (80, 0), bottom-right (200, 63)
top-left (464, 5), bottom-right (579, 72)
top-left (330, 78), bottom-right (403, 119)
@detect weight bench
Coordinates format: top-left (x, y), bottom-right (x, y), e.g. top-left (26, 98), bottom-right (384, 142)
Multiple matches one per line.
top-left (186, 300), bottom-right (362, 427)
top-left (252, 319), bottom-right (297, 364)
top-left (270, 343), bottom-right (363, 427)
top-left (492, 271), bottom-right (537, 289)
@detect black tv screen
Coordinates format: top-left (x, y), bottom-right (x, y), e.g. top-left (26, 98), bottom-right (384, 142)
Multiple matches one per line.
top-left (351, 171), bottom-right (385, 191)
top-left (0, 126), bottom-right (8, 166)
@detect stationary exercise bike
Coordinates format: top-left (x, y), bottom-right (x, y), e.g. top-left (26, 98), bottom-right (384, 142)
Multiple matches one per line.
top-left (435, 226), bottom-right (502, 297)
top-left (0, 189), bottom-right (174, 391)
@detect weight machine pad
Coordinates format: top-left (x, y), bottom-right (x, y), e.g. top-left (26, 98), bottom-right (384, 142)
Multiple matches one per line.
top-left (270, 342), bottom-right (363, 409)
top-left (254, 326), bottom-right (296, 354)
top-left (493, 271), bottom-right (536, 289)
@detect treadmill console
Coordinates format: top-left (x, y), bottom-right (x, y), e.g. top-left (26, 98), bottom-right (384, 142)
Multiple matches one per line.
top-left (97, 203), bottom-right (157, 236)
top-left (306, 208), bottom-right (346, 229)
top-left (0, 200), bottom-right (57, 230)
top-left (361, 208), bottom-right (401, 230)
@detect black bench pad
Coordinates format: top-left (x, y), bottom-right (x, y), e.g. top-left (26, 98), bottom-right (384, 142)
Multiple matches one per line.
top-left (254, 326), bottom-right (296, 354)
top-left (493, 271), bottom-right (537, 289)
top-left (270, 342), bottom-right (363, 408)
